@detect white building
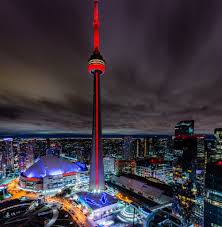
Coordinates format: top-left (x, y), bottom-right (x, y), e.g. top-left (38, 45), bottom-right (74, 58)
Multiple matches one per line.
top-left (103, 157), bottom-right (115, 175)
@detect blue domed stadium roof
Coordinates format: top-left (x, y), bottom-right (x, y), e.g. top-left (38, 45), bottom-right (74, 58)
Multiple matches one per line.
top-left (23, 155), bottom-right (86, 178)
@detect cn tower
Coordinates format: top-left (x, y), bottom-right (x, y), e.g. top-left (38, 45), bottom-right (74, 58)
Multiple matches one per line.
top-left (88, 0), bottom-right (105, 192)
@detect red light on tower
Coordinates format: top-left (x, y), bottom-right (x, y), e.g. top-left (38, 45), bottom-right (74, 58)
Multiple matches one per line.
top-left (88, 0), bottom-right (105, 76)
top-left (93, 0), bottom-right (100, 51)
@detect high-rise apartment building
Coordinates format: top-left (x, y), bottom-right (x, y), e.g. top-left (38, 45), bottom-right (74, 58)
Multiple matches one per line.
top-left (213, 128), bottom-right (222, 161)
top-left (204, 160), bottom-right (222, 227)
top-left (173, 134), bottom-right (206, 226)
top-left (123, 136), bottom-right (133, 160)
top-left (204, 130), bottom-right (222, 227)
top-left (175, 120), bottom-right (194, 136)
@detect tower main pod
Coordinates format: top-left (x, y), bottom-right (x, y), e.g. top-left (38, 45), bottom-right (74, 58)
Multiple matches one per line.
top-left (88, 0), bottom-right (105, 192)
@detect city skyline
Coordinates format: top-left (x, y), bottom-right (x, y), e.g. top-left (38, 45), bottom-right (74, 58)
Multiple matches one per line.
top-left (1, 0), bottom-right (222, 134)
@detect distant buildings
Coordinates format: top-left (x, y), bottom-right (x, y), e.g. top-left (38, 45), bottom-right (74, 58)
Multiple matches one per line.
top-left (123, 136), bottom-right (134, 160)
top-left (175, 120), bottom-right (194, 136)
top-left (46, 142), bottom-right (61, 157)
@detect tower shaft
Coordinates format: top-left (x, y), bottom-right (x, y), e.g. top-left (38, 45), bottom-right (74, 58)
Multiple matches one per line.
top-left (89, 71), bottom-right (105, 191)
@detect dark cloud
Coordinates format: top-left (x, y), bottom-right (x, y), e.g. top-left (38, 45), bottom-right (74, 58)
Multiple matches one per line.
top-left (0, 0), bottom-right (222, 135)
top-left (0, 105), bottom-right (23, 120)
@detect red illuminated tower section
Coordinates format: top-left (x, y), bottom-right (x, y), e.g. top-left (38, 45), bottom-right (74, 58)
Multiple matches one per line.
top-left (88, 0), bottom-right (105, 192)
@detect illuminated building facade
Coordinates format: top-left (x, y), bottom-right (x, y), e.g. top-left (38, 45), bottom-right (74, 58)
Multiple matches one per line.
top-left (76, 192), bottom-right (121, 215)
top-left (2, 138), bottom-right (14, 171)
top-left (204, 161), bottom-right (222, 226)
top-left (123, 136), bottom-right (134, 160)
top-left (136, 158), bottom-right (173, 184)
top-left (17, 140), bottom-right (35, 172)
top-left (26, 142), bottom-right (34, 169)
top-left (115, 160), bottom-right (136, 175)
top-left (88, 0), bottom-right (105, 192)
top-left (173, 134), bottom-right (206, 226)
top-left (19, 155), bottom-right (86, 191)
top-left (103, 157), bottom-right (115, 175)
top-left (110, 174), bottom-right (173, 205)
top-left (175, 120), bottom-right (194, 136)
top-left (213, 128), bottom-right (222, 161)
top-left (46, 142), bottom-right (61, 157)
top-left (134, 138), bottom-right (148, 158)
top-left (147, 137), bottom-right (156, 157)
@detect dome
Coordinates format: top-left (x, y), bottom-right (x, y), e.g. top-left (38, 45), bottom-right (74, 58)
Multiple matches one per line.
top-left (23, 155), bottom-right (85, 178)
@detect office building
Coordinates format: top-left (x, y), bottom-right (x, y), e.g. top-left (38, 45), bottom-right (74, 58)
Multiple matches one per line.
top-left (204, 160), bottom-right (222, 226)
top-left (175, 120), bottom-right (194, 136)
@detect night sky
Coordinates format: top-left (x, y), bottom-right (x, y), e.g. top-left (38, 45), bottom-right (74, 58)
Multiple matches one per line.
top-left (0, 0), bottom-right (222, 135)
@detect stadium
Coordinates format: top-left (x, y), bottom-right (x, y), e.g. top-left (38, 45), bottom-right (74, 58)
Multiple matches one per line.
top-left (19, 155), bottom-right (87, 191)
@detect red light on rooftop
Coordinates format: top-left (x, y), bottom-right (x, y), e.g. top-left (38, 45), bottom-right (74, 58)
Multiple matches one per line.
top-left (148, 158), bottom-right (160, 164)
top-left (26, 177), bottom-right (39, 182)
top-left (175, 134), bottom-right (206, 140)
top-left (63, 172), bottom-right (77, 177)
top-left (215, 160), bottom-right (222, 166)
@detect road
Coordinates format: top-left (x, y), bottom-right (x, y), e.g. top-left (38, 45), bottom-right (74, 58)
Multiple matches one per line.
top-left (7, 178), bottom-right (38, 200)
top-left (6, 178), bottom-right (89, 227)
top-left (47, 196), bottom-right (89, 227)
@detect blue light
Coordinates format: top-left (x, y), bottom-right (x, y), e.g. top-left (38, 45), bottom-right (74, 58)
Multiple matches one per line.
top-left (49, 169), bottom-right (63, 176)
top-left (3, 138), bottom-right (13, 141)
top-left (100, 193), bottom-right (108, 205)
top-left (86, 197), bottom-right (102, 208)
top-left (23, 156), bottom-right (86, 178)
top-left (75, 162), bottom-right (88, 171)
top-left (84, 193), bottom-right (109, 209)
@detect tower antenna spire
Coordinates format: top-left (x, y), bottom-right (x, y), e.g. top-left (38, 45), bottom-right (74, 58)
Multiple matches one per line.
top-left (94, 0), bottom-right (100, 51)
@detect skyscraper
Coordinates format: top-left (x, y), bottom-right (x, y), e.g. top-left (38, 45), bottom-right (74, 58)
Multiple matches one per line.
top-left (175, 120), bottom-right (194, 136)
top-left (3, 138), bottom-right (14, 170)
top-left (213, 128), bottom-right (222, 161)
top-left (135, 138), bottom-right (147, 158)
top-left (173, 135), bottom-right (206, 226)
top-left (123, 136), bottom-right (133, 160)
top-left (204, 161), bottom-right (222, 226)
top-left (26, 141), bottom-right (34, 169)
top-left (103, 157), bottom-right (115, 175)
top-left (88, 0), bottom-right (105, 192)
top-left (204, 130), bottom-right (222, 226)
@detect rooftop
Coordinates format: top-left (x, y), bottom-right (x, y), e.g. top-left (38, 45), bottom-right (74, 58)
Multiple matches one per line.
top-left (22, 155), bottom-right (86, 178)
top-left (77, 192), bottom-right (118, 211)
